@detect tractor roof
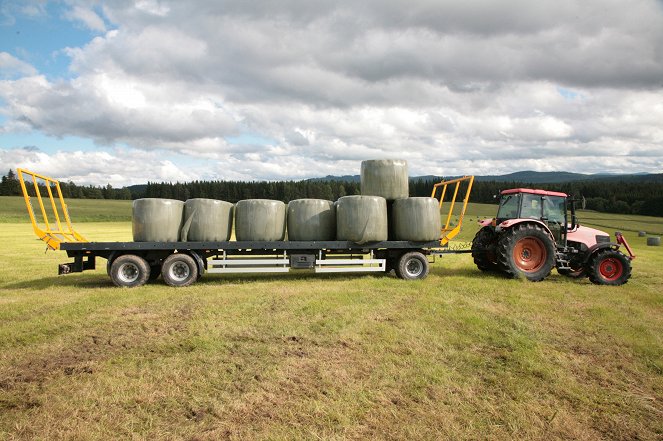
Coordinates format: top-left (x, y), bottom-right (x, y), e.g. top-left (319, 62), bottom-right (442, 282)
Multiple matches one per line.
top-left (501, 188), bottom-right (568, 198)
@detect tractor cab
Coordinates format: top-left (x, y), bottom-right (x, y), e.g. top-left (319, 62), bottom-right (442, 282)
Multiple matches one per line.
top-left (496, 188), bottom-right (569, 246)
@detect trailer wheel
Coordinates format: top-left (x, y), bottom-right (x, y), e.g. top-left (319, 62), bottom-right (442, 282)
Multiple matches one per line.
top-left (162, 254), bottom-right (198, 287)
top-left (588, 249), bottom-right (631, 286)
top-left (395, 252), bottom-right (429, 280)
top-left (110, 254), bottom-right (150, 288)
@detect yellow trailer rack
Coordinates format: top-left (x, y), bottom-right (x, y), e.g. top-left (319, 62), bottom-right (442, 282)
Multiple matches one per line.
top-left (17, 168), bottom-right (87, 251)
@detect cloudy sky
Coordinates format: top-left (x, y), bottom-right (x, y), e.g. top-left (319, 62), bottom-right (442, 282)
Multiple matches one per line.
top-left (1, 0), bottom-right (662, 186)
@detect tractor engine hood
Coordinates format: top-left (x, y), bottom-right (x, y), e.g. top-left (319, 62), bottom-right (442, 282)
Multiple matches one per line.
top-left (567, 225), bottom-right (612, 248)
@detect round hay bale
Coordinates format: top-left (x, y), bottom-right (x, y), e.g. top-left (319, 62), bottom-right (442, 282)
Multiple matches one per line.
top-left (181, 198), bottom-right (233, 241)
top-left (336, 195), bottom-right (388, 244)
top-left (392, 197), bottom-right (441, 241)
top-left (647, 236), bottom-right (661, 246)
top-left (235, 199), bottom-right (286, 241)
top-left (132, 198), bottom-right (184, 242)
top-left (360, 159), bottom-right (408, 200)
top-left (287, 199), bottom-right (336, 241)
top-left (638, 231), bottom-right (647, 237)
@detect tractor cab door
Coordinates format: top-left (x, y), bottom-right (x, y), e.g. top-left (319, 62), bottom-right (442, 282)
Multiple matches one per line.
top-left (542, 195), bottom-right (567, 246)
top-left (519, 193), bottom-right (566, 246)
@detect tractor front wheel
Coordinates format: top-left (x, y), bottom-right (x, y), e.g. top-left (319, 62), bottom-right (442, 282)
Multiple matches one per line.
top-left (497, 224), bottom-right (555, 282)
top-left (588, 249), bottom-right (631, 286)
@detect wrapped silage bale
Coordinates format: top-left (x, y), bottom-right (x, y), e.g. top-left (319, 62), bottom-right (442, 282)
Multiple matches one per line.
top-left (336, 195), bottom-right (388, 244)
top-left (235, 199), bottom-right (286, 241)
top-left (132, 198), bottom-right (184, 242)
top-left (181, 198), bottom-right (234, 241)
top-left (392, 197), bottom-right (441, 241)
top-left (360, 159), bottom-right (409, 200)
top-left (287, 199), bottom-right (336, 241)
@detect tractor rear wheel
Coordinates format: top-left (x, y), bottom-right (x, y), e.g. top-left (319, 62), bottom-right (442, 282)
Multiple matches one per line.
top-left (588, 249), bottom-right (631, 286)
top-left (497, 224), bottom-right (555, 282)
top-left (471, 227), bottom-right (498, 272)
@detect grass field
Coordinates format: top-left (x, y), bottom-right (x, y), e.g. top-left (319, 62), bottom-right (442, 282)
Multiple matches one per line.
top-left (0, 197), bottom-right (662, 440)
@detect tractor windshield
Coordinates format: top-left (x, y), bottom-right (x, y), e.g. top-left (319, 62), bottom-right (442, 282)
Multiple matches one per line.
top-left (497, 193), bottom-right (521, 220)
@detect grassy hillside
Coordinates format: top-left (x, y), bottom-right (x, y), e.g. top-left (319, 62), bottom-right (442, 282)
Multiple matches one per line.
top-left (0, 196), bottom-right (132, 223)
top-left (1, 209), bottom-right (662, 439)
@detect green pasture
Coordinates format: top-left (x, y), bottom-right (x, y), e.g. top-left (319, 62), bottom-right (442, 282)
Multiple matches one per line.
top-left (0, 197), bottom-right (662, 440)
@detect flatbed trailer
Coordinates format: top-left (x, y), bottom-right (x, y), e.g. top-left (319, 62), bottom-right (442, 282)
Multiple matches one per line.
top-left (17, 169), bottom-right (475, 288)
top-left (60, 239), bottom-right (469, 287)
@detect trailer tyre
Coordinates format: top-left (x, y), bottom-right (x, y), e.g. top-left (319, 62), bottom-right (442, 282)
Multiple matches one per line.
top-left (395, 252), bottom-right (429, 280)
top-left (162, 254), bottom-right (198, 287)
top-left (110, 254), bottom-right (150, 288)
top-left (588, 249), bottom-right (631, 286)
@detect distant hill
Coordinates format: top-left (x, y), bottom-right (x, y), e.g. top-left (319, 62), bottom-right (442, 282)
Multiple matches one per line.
top-left (306, 171), bottom-right (662, 184)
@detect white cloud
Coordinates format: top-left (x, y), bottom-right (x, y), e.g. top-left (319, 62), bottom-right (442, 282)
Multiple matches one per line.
top-left (0, 52), bottom-right (37, 78)
top-left (64, 5), bottom-right (106, 32)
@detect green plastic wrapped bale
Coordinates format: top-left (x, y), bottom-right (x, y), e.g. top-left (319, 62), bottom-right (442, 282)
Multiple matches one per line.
top-left (360, 159), bottom-right (409, 200)
top-left (181, 198), bottom-right (234, 241)
top-left (132, 198), bottom-right (184, 242)
top-left (287, 199), bottom-right (336, 241)
top-left (392, 197), bottom-right (441, 241)
top-left (336, 195), bottom-right (388, 244)
top-left (235, 199), bottom-right (286, 241)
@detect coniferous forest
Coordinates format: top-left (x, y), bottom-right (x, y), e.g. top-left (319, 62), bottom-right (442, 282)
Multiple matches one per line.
top-left (2, 169), bottom-right (663, 217)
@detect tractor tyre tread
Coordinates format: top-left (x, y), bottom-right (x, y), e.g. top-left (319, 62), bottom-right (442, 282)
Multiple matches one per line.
top-left (496, 223), bottom-right (555, 282)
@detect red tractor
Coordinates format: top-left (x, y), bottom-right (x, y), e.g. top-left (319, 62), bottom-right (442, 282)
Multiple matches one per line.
top-left (471, 188), bottom-right (634, 285)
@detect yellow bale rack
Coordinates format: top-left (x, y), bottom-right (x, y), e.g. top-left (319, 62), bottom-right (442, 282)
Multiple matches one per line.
top-left (432, 175), bottom-right (475, 246)
top-left (17, 168), bottom-right (87, 250)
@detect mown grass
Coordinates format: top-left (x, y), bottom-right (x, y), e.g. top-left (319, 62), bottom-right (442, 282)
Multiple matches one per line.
top-left (1, 199), bottom-right (662, 439)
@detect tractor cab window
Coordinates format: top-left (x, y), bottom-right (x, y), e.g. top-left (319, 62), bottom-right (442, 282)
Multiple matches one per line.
top-left (543, 196), bottom-right (566, 223)
top-left (521, 194), bottom-right (542, 219)
top-left (497, 193), bottom-right (521, 220)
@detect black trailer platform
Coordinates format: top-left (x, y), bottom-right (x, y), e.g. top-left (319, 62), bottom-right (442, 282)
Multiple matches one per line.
top-left (58, 239), bottom-right (463, 288)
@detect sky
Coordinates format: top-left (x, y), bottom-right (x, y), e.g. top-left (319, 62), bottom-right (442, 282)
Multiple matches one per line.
top-left (1, 0), bottom-right (662, 187)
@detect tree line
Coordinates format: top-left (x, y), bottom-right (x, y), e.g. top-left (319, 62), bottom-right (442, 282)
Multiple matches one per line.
top-left (2, 169), bottom-right (662, 217)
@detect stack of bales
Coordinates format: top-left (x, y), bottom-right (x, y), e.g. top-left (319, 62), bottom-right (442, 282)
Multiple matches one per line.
top-left (132, 159), bottom-right (441, 244)
top-left (358, 159), bottom-right (441, 242)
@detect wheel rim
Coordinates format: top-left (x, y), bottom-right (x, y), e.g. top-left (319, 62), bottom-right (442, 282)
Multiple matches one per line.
top-left (117, 262), bottom-right (140, 283)
top-left (168, 261), bottom-right (191, 282)
top-left (512, 237), bottom-right (547, 272)
top-left (405, 258), bottom-right (423, 277)
top-left (598, 257), bottom-right (623, 281)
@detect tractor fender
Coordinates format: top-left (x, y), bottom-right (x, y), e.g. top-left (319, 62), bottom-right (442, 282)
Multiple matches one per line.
top-left (582, 242), bottom-right (619, 264)
top-left (495, 219), bottom-right (556, 242)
